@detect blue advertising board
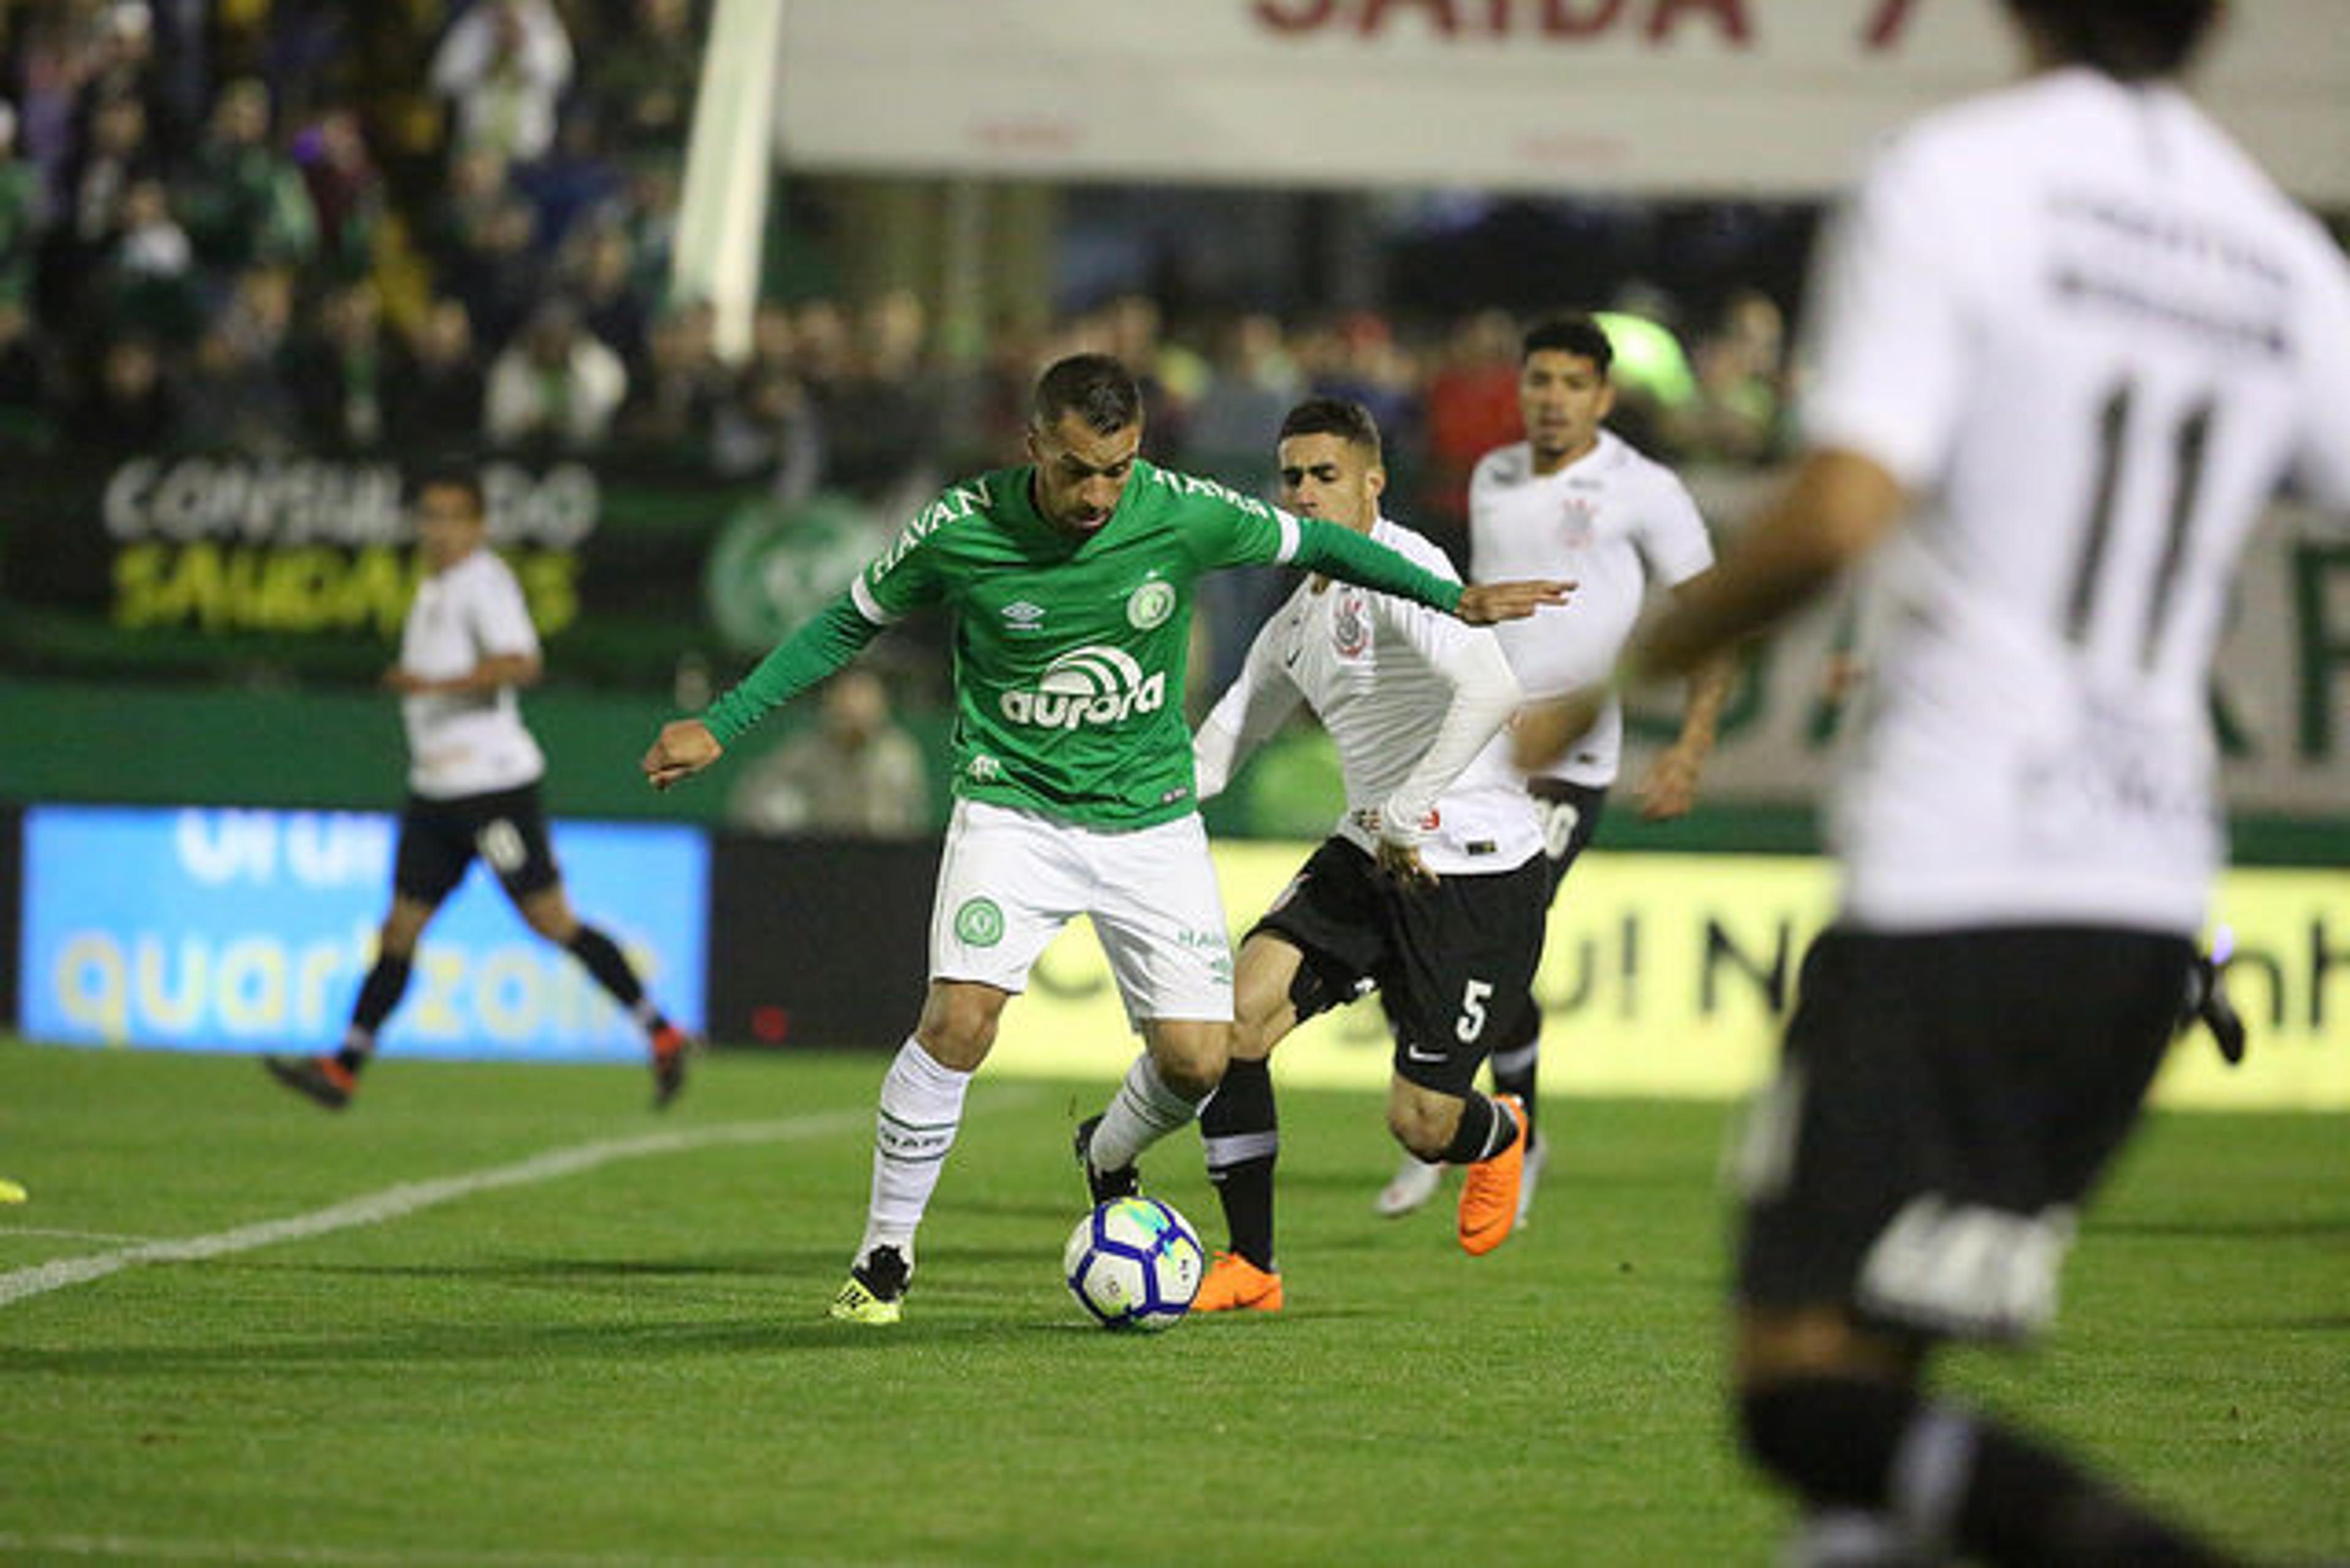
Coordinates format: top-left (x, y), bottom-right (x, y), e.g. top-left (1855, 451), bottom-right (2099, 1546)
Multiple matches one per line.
top-left (21, 805), bottom-right (707, 1061)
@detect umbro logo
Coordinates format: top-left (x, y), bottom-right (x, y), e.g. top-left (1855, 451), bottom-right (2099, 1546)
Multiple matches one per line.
top-left (1002, 600), bottom-right (1047, 631)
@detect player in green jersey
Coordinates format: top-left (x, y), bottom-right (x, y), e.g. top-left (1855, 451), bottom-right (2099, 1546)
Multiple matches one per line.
top-left (643, 354), bottom-right (1568, 1324)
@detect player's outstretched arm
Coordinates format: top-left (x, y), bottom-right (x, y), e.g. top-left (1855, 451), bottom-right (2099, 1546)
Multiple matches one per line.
top-left (1456, 580), bottom-right (1573, 625)
top-left (643, 719), bottom-right (723, 791)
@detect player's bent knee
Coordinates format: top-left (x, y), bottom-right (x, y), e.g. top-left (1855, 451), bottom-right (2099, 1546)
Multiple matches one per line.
top-left (1386, 1094), bottom-right (1458, 1162)
top-left (1149, 1029), bottom-right (1228, 1099)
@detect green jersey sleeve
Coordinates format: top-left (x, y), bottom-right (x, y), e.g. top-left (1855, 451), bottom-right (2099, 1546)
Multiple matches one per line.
top-left (1290, 516), bottom-right (1465, 615)
top-left (1169, 468), bottom-right (1463, 615)
top-left (698, 593), bottom-right (881, 746)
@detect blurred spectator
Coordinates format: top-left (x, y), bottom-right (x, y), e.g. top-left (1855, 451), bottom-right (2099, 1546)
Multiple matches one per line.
top-left (815, 288), bottom-right (941, 510)
top-left (442, 187), bottom-right (541, 354)
top-left (1419, 308), bottom-right (1521, 547)
top-left (484, 295), bottom-right (626, 452)
top-left (66, 330), bottom-right (171, 448)
top-left (580, 0), bottom-right (701, 155)
top-left (1183, 311), bottom-right (1297, 476)
top-left (0, 297), bottom-right (48, 447)
top-left (1680, 286), bottom-right (1788, 464)
top-left (384, 294), bottom-right (485, 452)
top-left (712, 357), bottom-right (822, 496)
top-left (0, 101), bottom-right (40, 310)
top-left (176, 78), bottom-right (315, 277)
top-left (61, 87), bottom-right (152, 266)
top-left (174, 266), bottom-right (299, 452)
top-left (613, 296), bottom-right (727, 461)
top-left (430, 0), bottom-right (573, 165)
top-left (1300, 311), bottom-right (1420, 458)
top-left (95, 172), bottom-right (195, 344)
top-left (515, 103), bottom-right (624, 252)
top-left (561, 217), bottom-right (649, 373)
top-left (1592, 283), bottom-right (1698, 457)
top-left (285, 278), bottom-right (386, 451)
top-left (726, 667), bottom-right (930, 837)
top-left (289, 105), bottom-right (382, 284)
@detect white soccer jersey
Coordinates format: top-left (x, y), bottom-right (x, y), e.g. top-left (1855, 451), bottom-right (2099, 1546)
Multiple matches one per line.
top-left (1193, 518), bottom-right (1540, 876)
top-left (1802, 66), bottom-right (2350, 935)
top-left (398, 547), bottom-right (547, 799)
top-left (1469, 430), bottom-right (1715, 786)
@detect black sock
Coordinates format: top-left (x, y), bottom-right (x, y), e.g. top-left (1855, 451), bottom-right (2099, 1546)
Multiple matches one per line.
top-left (1740, 1375), bottom-right (2238, 1567)
top-left (1489, 1038), bottom-right (1539, 1142)
top-left (567, 924), bottom-right (658, 1025)
top-left (1438, 1091), bottom-right (1520, 1165)
top-left (1200, 1056), bottom-right (1278, 1271)
top-left (340, 954), bottom-right (412, 1070)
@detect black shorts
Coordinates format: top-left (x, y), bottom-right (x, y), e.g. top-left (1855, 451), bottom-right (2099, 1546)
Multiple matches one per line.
top-left (1529, 778), bottom-right (1608, 909)
top-left (1735, 925), bottom-right (2195, 1342)
top-left (1249, 837), bottom-right (1549, 1096)
top-left (393, 782), bottom-right (561, 906)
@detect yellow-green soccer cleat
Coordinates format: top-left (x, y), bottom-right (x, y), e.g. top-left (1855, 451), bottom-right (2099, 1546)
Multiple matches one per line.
top-left (828, 1244), bottom-right (911, 1325)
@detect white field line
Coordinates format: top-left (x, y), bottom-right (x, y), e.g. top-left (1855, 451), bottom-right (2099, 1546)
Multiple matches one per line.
top-left (0, 1532), bottom-right (804, 1566)
top-left (0, 1106), bottom-right (900, 1310)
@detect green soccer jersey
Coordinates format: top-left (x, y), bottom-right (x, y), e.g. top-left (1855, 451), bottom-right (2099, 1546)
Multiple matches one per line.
top-left (699, 459), bottom-right (1464, 831)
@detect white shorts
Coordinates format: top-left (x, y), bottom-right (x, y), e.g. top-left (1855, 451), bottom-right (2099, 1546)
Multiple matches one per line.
top-left (930, 799), bottom-right (1234, 1026)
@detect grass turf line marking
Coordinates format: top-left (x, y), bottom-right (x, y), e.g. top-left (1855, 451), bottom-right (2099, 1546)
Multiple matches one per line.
top-left (0, 1531), bottom-right (786, 1565)
top-left (0, 1097), bottom-right (1013, 1310)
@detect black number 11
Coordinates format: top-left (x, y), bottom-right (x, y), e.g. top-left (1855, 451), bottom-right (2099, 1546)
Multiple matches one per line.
top-left (2064, 382), bottom-right (2215, 668)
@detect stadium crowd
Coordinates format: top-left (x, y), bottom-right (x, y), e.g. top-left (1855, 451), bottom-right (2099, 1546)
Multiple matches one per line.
top-left (0, 0), bottom-right (1797, 520)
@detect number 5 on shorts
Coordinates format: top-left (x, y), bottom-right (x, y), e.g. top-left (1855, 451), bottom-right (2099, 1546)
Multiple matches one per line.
top-left (1457, 979), bottom-right (1494, 1043)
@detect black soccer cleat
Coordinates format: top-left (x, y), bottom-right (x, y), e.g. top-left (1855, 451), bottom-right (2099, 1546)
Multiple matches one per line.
top-left (263, 1054), bottom-right (355, 1110)
top-left (1072, 1114), bottom-right (1140, 1206)
top-left (649, 1024), bottom-right (693, 1110)
top-left (2180, 953), bottom-right (2248, 1068)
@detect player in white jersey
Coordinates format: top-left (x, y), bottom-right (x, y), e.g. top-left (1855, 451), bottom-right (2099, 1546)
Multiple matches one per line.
top-left (1523, 4), bottom-right (2350, 1562)
top-left (265, 469), bottom-right (693, 1111)
top-left (1377, 314), bottom-right (1730, 1223)
top-left (1185, 398), bottom-right (1554, 1313)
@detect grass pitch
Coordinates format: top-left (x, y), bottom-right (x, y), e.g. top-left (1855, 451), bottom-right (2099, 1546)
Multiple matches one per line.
top-left (1, 1040), bottom-right (2343, 1566)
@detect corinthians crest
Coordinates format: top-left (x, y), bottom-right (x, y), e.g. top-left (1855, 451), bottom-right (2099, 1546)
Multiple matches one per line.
top-left (1331, 588), bottom-right (1371, 658)
top-left (1559, 495), bottom-right (1598, 550)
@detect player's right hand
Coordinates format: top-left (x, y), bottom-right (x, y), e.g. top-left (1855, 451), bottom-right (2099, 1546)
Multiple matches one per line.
top-left (643, 719), bottom-right (723, 791)
top-left (1456, 579), bottom-right (1573, 625)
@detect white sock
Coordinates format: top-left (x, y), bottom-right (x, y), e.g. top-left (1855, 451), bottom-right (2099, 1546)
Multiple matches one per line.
top-left (1089, 1051), bottom-right (1206, 1173)
top-left (858, 1038), bottom-right (970, 1260)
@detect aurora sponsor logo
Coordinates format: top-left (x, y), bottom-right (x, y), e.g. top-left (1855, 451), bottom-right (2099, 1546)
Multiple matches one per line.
top-left (999, 645), bottom-right (1167, 730)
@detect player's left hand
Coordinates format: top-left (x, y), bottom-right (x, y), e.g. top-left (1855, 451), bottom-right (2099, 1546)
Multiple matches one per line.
top-left (1515, 689), bottom-right (1605, 772)
top-left (1457, 579), bottom-right (1573, 625)
top-left (1635, 741), bottom-right (1706, 821)
top-left (381, 665), bottom-right (430, 694)
top-left (1374, 836), bottom-right (1438, 891)
top-left (643, 719), bottom-right (723, 790)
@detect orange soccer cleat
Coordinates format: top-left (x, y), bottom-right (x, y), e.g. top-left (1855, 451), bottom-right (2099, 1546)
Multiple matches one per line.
top-left (1192, 1251), bottom-right (1285, 1313)
top-left (1457, 1094), bottom-right (1528, 1256)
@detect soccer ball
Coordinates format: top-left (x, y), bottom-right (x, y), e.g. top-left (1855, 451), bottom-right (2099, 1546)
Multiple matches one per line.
top-left (1063, 1196), bottom-right (1205, 1332)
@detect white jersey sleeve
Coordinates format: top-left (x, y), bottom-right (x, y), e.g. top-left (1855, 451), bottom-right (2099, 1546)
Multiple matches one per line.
top-left (1193, 603), bottom-right (1307, 804)
top-left (1370, 577), bottom-right (1524, 839)
top-left (2292, 242), bottom-right (2350, 513)
top-left (1799, 132), bottom-right (1977, 490)
top-left (1635, 465), bottom-right (1717, 589)
top-left (468, 553), bottom-right (543, 660)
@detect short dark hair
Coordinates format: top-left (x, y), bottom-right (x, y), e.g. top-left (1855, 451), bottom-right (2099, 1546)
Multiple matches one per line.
top-left (408, 465), bottom-right (485, 515)
top-left (2003, 0), bottom-right (2218, 81)
top-left (1032, 353), bottom-right (1143, 435)
top-left (1277, 397), bottom-right (1382, 460)
top-left (1521, 315), bottom-right (1614, 375)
